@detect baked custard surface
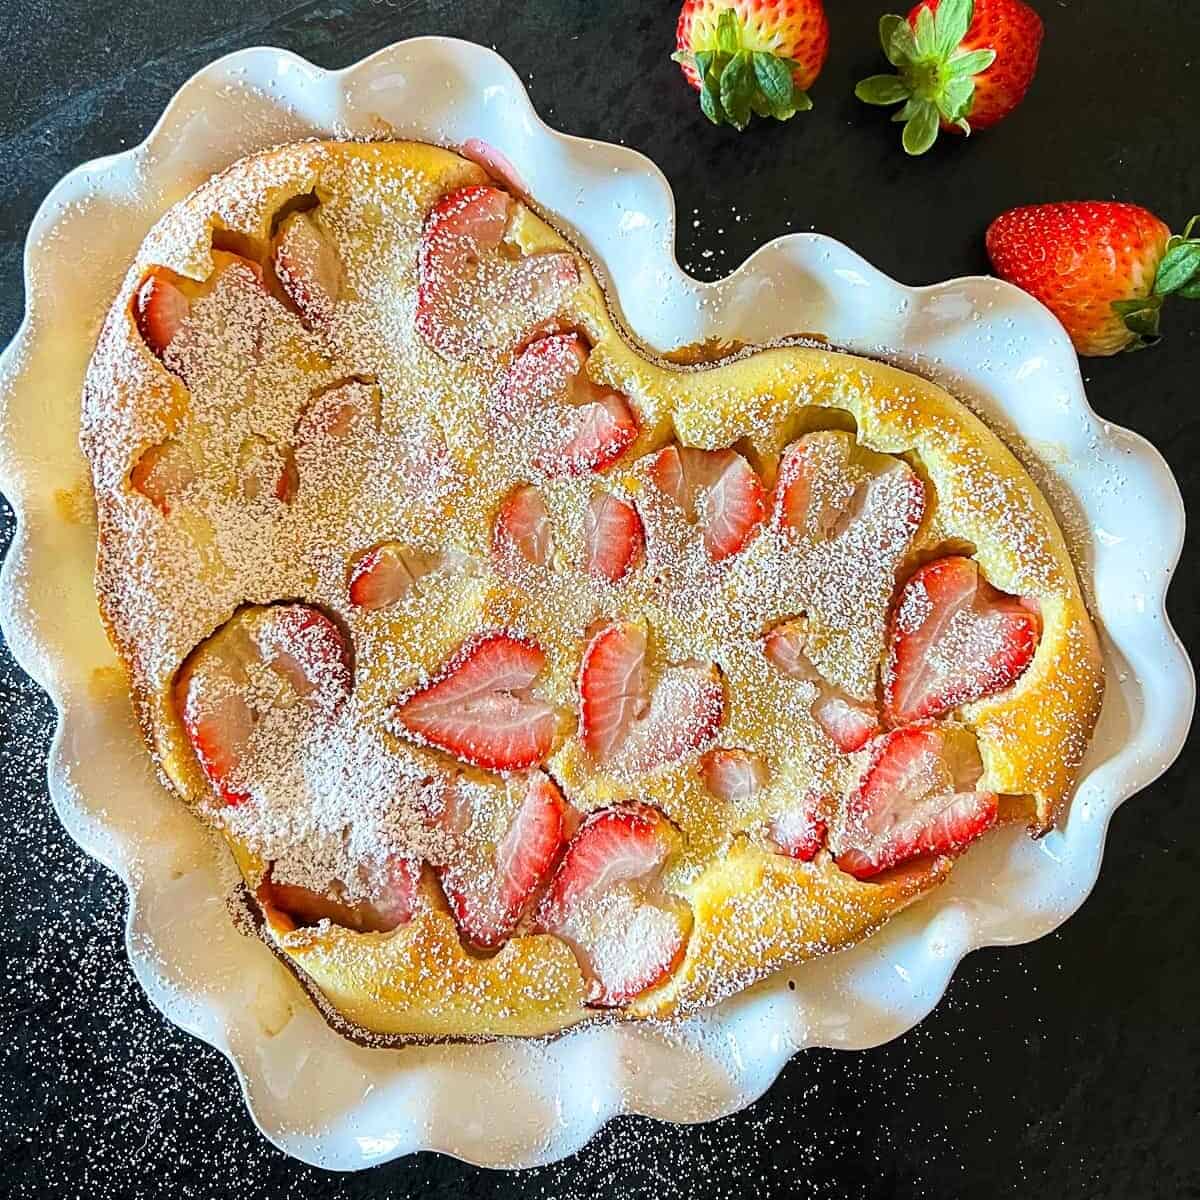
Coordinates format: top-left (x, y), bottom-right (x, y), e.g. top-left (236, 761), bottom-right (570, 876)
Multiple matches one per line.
top-left (82, 140), bottom-right (1103, 1040)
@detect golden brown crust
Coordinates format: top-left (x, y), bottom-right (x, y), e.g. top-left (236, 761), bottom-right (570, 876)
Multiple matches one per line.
top-left (267, 910), bottom-right (588, 1039)
top-left (82, 140), bottom-right (1103, 1042)
top-left (632, 845), bottom-right (952, 1018)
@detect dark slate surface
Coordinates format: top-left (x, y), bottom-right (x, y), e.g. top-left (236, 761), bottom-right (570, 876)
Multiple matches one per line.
top-left (0, 2), bottom-right (1196, 1196)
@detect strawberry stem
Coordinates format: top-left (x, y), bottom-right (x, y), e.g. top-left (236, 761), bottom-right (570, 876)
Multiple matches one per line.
top-left (1113, 213), bottom-right (1200, 349)
top-left (1152, 215), bottom-right (1200, 298)
top-left (856, 0), bottom-right (996, 155)
top-left (677, 7), bottom-right (813, 131)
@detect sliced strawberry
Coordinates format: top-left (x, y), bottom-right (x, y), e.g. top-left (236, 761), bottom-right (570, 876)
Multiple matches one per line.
top-left (461, 138), bottom-right (527, 195)
top-left (135, 255), bottom-right (268, 373)
top-left (349, 543), bottom-right (440, 609)
top-left (556, 395), bottom-right (638, 474)
top-left (415, 185), bottom-right (579, 360)
top-left (764, 621), bottom-right (880, 752)
top-left (366, 855), bottom-right (423, 929)
top-left (536, 803), bottom-right (690, 1006)
top-left (439, 769), bottom-right (573, 949)
top-left (134, 269), bottom-right (191, 358)
top-left (883, 556), bottom-right (1041, 726)
top-left (348, 541), bottom-right (443, 610)
top-left (261, 854), bottom-right (420, 933)
top-left (237, 435), bottom-right (297, 504)
top-left (772, 432), bottom-right (925, 549)
top-left (768, 797), bottom-right (828, 862)
top-left (835, 724), bottom-right (999, 880)
top-left (174, 605), bottom-right (352, 806)
top-left (578, 620), bottom-right (723, 771)
top-left (186, 689), bottom-right (255, 806)
top-left (130, 439), bottom-right (196, 515)
top-left (295, 378), bottom-right (380, 450)
top-left (584, 492), bottom-right (644, 582)
top-left (812, 695), bottom-right (880, 754)
top-left (273, 209), bottom-right (341, 325)
top-left (648, 444), bottom-right (766, 561)
top-left (579, 621), bottom-right (647, 762)
top-left (700, 748), bottom-right (767, 803)
top-left (772, 438), bottom-right (817, 533)
top-left (393, 632), bottom-right (558, 771)
top-left (493, 484), bottom-right (553, 568)
top-left (499, 335), bottom-right (639, 476)
top-left (424, 183), bottom-right (509, 258)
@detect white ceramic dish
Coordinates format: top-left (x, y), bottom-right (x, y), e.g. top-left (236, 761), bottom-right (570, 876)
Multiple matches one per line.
top-left (0, 37), bottom-right (1191, 1171)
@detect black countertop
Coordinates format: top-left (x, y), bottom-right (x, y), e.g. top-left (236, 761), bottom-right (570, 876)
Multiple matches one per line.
top-left (1, 2), bottom-right (1196, 1196)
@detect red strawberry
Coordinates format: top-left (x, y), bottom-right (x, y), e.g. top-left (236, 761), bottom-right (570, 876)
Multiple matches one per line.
top-left (493, 484), bottom-right (553, 568)
top-left (987, 204), bottom-right (1200, 356)
top-left (673, 0), bottom-right (829, 130)
top-left (768, 797), bottom-right (828, 862)
top-left (536, 803), bottom-right (690, 1006)
top-left (856, 0), bottom-right (1043, 155)
top-left (700, 747), bottom-right (767, 802)
top-left (365, 856), bottom-right (424, 930)
top-left (883, 556), bottom-right (1040, 726)
top-left (183, 689), bottom-right (255, 806)
top-left (415, 185), bottom-right (579, 360)
top-left (579, 621), bottom-right (646, 763)
top-left (129, 439), bottom-right (196, 515)
top-left (584, 492), bottom-right (645, 583)
top-left (274, 209), bottom-right (342, 326)
top-left (579, 620), bottom-right (724, 771)
top-left (772, 432), bottom-right (925, 550)
top-left (348, 542), bottom-right (442, 610)
top-left (649, 444), bottom-right (766, 562)
top-left (764, 621), bottom-right (880, 753)
top-left (261, 855), bottom-right (421, 933)
top-left (236, 435), bottom-right (297, 505)
top-left (135, 255), bottom-right (267, 368)
top-left (174, 605), bottom-right (352, 806)
top-left (393, 632), bottom-right (559, 771)
top-left (772, 438), bottom-right (827, 536)
top-left (439, 770), bottom-right (574, 949)
top-left (835, 723), bottom-right (998, 879)
top-left (461, 138), bottom-right (527, 197)
top-left (295, 379), bottom-right (380, 450)
top-left (499, 335), bottom-right (639, 476)
top-left (134, 269), bottom-right (191, 358)
top-left (812, 696), bottom-right (880, 755)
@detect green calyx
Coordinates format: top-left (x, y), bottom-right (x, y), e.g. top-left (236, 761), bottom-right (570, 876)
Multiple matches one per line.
top-left (1113, 214), bottom-right (1200, 351)
top-left (855, 0), bottom-right (995, 156)
top-left (673, 8), bottom-right (813, 132)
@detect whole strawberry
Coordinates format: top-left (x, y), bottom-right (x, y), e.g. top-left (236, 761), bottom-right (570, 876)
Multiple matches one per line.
top-left (673, 0), bottom-right (829, 131)
top-left (856, 0), bottom-right (1042, 155)
top-left (987, 203), bottom-right (1200, 356)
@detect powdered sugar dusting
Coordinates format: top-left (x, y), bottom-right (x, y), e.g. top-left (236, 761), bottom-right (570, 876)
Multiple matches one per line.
top-left (80, 141), bottom-right (1089, 1030)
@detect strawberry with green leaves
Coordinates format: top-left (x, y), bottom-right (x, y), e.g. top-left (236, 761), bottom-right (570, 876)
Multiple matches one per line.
top-left (673, 0), bottom-right (829, 131)
top-left (856, 0), bottom-right (1042, 155)
top-left (986, 204), bottom-right (1200, 356)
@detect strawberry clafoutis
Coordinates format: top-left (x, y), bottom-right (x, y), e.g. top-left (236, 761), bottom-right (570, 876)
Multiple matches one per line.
top-left (82, 141), bottom-right (1104, 1042)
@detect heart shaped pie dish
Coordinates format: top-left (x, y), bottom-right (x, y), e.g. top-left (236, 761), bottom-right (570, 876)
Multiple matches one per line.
top-left (81, 140), bottom-right (1104, 1041)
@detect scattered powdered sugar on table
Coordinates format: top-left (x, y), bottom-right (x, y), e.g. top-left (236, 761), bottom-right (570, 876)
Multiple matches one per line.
top-left (0, 624), bottom-right (1000, 1195)
top-left (0, 644), bottom-right (1020, 1197)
